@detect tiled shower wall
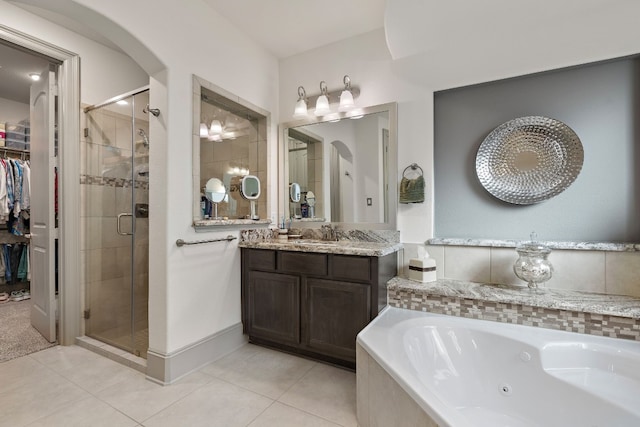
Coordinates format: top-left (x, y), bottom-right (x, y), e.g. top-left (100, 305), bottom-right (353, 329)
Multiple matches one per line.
top-left (401, 243), bottom-right (640, 298)
top-left (79, 105), bottom-right (149, 341)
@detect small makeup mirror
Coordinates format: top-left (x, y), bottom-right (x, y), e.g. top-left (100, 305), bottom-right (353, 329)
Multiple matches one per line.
top-left (240, 175), bottom-right (261, 220)
top-left (205, 177), bottom-right (226, 219)
top-left (290, 182), bottom-right (301, 203)
top-left (240, 175), bottom-right (261, 200)
top-left (205, 178), bottom-right (226, 203)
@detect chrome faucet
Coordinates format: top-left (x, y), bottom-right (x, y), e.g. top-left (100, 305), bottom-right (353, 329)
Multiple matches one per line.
top-left (321, 224), bottom-right (338, 241)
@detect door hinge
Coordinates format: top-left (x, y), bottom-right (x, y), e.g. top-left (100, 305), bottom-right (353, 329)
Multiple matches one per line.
top-left (84, 127), bottom-right (89, 138)
top-left (83, 309), bottom-right (90, 319)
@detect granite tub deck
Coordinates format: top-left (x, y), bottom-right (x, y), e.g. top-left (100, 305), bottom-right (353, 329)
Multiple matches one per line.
top-left (388, 277), bottom-right (640, 341)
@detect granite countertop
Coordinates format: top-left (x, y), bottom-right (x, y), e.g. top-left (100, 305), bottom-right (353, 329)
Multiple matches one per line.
top-left (239, 238), bottom-right (403, 257)
top-left (388, 277), bottom-right (640, 319)
top-left (427, 238), bottom-right (640, 252)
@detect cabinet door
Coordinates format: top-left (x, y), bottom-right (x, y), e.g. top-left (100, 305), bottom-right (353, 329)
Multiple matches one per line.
top-left (248, 271), bottom-right (300, 345)
top-left (304, 278), bottom-right (370, 361)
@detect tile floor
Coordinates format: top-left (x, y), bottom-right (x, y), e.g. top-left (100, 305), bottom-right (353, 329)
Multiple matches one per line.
top-left (0, 343), bottom-right (357, 427)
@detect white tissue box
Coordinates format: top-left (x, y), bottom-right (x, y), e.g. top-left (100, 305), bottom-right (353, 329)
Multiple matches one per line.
top-left (409, 257), bottom-right (437, 283)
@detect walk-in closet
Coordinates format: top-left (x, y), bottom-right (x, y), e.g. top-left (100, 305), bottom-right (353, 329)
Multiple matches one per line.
top-left (0, 40), bottom-right (59, 362)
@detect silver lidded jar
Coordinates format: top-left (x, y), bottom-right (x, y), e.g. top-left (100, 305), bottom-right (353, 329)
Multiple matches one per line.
top-left (513, 233), bottom-right (553, 289)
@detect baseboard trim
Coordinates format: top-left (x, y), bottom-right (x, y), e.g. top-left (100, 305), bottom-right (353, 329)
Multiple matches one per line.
top-left (146, 322), bottom-right (246, 385)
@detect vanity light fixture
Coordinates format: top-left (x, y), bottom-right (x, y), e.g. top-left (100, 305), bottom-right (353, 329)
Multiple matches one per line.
top-left (293, 86), bottom-right (309, 119)
top-left (293, 76), bottom-right (360, 119)
top-left (314, 81), bottom-right (331, 116)
top-left (338, 75), bottom-right (355, 112)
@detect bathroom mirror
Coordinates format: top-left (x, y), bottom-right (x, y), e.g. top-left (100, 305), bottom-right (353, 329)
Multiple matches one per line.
top-left (205, 177), bottom-right (226, 203)
top-left (280, 102), bottom-right (397, 228)
top-left (290, 182), bottom-right (301, 203)
top-left (241, 175), bottom-right (261, 200)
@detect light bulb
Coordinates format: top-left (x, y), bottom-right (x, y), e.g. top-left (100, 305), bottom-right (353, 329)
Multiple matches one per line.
top-left (293, 99), bottom-right (308, 118)
top-left (293, 86), bottom-right (308, 119)
top-left (209, 120), bottom-right (222, 135)
top-left (338, 90), bottom-right (355, 112)
top-left (199, 123), bottom-right (209, 137)
top-left (314, 95), bottom-right (330, 116)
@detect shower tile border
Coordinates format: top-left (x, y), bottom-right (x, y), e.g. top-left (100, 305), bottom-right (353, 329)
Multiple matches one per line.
top-left (80, 173), bottom-right (149, 190)
top-left (388, 277), bottom-right (640, 342)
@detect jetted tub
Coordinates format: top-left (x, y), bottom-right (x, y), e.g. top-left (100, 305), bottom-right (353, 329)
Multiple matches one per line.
top-left (356, 307), bottom-right (640, 427)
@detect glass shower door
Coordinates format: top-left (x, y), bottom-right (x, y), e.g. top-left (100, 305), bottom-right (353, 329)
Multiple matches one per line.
top-left (84, 89), bottom-right (149, 358)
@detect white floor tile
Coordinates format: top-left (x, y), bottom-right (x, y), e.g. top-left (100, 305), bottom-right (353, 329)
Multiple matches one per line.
top-left (95, 370), bottom-right (213, 423)
top-left (0, 367), bottom-right (90, 427)
top-left (142, 377), bottom-right (273, 427)
top-left (201, 344), bottom-right (316, 399)
top-left (2, 344), bottom-right (358, 427)
top-left (279, 364), bottom-right (357, 427)
top-left (26, 396), bottom-right (138, 427)
top-left (248, 402), bottom-right (341, 427)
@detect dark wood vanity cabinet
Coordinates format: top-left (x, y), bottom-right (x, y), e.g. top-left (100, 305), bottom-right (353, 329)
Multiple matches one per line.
top-left (241, 248), bottom-right (397, 368)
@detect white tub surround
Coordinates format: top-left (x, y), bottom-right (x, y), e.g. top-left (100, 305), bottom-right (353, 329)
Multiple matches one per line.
top-left (357, 307), bottom-right (640, 427)
top-left (388, 277), bottom-right (640, 341)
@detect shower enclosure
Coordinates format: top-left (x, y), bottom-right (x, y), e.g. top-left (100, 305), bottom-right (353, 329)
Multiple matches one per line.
top-left (82, 88), bottom-right (150, 358)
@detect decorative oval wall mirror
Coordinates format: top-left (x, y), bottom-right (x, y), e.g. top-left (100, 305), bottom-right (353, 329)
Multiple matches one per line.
top-left (476, 116), bottom-right (584, 205)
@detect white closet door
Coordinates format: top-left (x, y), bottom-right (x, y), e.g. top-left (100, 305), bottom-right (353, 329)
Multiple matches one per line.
top-left (30, 66), bottom-right (56, 343)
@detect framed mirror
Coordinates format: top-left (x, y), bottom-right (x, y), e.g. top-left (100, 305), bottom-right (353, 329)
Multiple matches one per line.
top-left (280, 102), bottom-right (397, 228)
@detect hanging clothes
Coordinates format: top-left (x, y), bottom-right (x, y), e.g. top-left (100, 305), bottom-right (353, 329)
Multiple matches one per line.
top-left (0, 160), bottom-right (7, 221)
top-left (17, 245), bottom-right (28, 281)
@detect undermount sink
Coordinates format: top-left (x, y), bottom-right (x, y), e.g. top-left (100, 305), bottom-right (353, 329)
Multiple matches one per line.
top-left (292, 240), bottom-right (338, 246)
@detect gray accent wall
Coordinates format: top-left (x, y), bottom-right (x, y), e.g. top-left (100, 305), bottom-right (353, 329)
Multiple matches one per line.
top-left (434, 57), bottom-right (640, 242)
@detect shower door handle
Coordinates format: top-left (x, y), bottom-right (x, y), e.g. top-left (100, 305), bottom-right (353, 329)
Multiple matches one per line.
top-left (117, 213), bottom-right (135, 236)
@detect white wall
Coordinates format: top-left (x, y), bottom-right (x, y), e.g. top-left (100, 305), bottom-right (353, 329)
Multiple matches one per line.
top-left (0, 97), bottom-right (29, 124)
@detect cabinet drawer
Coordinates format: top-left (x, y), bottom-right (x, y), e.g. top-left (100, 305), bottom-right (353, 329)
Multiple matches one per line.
top-left (280, 251), bottom-right (327, 276)
top-left (332, 255), bottom-right (371, 282)
top-left (245, 249), bottom-right (276, 271)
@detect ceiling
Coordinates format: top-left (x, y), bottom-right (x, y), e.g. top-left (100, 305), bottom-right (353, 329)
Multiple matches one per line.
top-left (0, 42), bottom-right (52, 104)
top-left (200, 0), bottom-right (386, 59)
top-left (0, 0), bottom-right (386, 105)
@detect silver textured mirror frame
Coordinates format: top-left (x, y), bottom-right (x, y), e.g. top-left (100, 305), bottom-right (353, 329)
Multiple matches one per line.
top-left (279, 102), bottom-right (398, 229)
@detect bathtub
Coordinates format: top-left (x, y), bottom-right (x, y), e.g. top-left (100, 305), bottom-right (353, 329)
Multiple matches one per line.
top-left (356, 307), bottom-right (640, 427)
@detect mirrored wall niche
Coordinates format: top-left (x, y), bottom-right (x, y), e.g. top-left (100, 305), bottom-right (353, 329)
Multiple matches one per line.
top-left (192, 76), bottom-right (269, 224)
top-left (280, 102), bottom-right (397, 228)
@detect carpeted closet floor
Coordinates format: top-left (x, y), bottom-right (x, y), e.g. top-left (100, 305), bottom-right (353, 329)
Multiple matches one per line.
top-left (0, 299), bottom-right (55, 363)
